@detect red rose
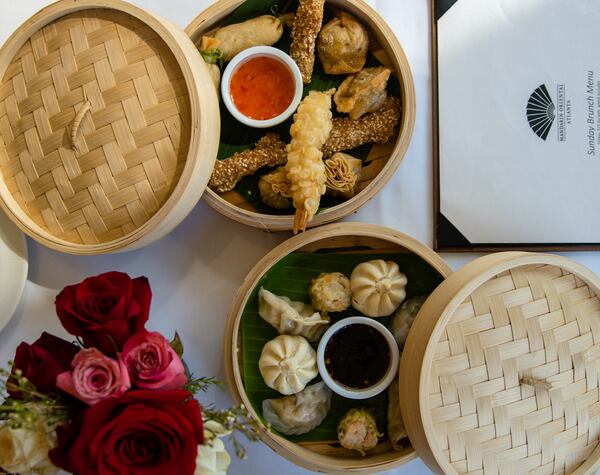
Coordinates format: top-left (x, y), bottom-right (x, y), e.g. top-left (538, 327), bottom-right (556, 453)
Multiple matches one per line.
top-left (50, 390), bottom-right (204, 475)
top-left (55, 272), bottom-right (151, 355)
top-left (11, 332), bottom-right (79, 396)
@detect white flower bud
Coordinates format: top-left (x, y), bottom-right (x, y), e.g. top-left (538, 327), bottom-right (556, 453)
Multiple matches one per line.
top-left (195, 438), bottom-right (231, 475)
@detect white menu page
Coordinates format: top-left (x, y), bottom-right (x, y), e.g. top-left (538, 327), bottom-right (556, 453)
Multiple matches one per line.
top-left (439, 0), bottom-right (600, 244)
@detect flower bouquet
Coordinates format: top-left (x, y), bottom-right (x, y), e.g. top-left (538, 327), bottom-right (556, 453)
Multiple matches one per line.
top-left (0, 272), bottom-right (259, 475)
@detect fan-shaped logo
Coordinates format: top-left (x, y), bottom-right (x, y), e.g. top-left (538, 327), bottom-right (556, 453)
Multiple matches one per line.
top-left (526, 84), bottom-right (555, 140)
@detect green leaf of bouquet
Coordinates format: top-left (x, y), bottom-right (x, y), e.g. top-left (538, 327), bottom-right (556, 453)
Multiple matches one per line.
top-left (171, 332), bottom-right (184, 358)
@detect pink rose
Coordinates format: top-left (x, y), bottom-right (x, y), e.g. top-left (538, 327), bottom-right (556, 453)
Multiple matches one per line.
top-left (56, 348), bottom-right (131, 405)
top-left (123, 331), bottom-right (186, 390)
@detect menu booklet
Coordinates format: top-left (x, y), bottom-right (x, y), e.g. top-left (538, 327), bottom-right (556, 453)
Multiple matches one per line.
top-left (433, 0), bottom-right (600, 251)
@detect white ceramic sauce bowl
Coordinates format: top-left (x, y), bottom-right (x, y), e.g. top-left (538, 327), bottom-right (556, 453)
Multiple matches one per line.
top-left (221, 46), bottom-right (303, 128)
top-left (317, 316), bottom-right (400, 400)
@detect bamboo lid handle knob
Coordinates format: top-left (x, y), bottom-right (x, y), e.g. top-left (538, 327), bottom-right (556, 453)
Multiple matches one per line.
top-left (520, 376), bottom-right (553, 390)
top-left (71, 101), bottom-right (91, 154)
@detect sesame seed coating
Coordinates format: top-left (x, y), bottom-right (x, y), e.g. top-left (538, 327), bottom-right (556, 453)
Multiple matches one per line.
top-left (290, 0), bottom-right (325, 84)
top-left (322, 96), bottom-right (401, 158)
top-left (208, 133), bottom-right (287, 193)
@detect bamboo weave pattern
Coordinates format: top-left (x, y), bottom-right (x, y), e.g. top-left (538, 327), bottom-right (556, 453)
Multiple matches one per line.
top-left (0, 10), bottom-right (191, 244)
top-left (430, 264), bottom-right (600, 474)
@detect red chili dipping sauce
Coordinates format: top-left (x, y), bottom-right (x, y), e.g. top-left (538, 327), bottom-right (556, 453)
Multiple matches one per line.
top-left (230, 56), bottom-right (295, 121)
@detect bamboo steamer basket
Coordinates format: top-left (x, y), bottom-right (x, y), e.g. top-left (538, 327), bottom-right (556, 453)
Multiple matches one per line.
top-left (186, 0), bottom-right (416, 232)
top-left (225, 222), bottom-right (452, 473)
top-left (401, 252), bottom-right (600, 475)
top-left (0, 0), bottom-right (219, 254)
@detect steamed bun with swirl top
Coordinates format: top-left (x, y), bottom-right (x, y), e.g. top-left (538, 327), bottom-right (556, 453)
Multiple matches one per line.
top-left (350, 259), bottom-right (407, 317)
top-left (259, 335), bottom-right (318, 395)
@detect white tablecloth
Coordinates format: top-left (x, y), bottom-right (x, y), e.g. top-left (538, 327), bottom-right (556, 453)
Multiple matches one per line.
top-left (2, 1), bottom-right (600, 474)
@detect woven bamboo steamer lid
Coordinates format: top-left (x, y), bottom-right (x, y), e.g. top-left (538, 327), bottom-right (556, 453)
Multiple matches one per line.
top-left (0, 0), bottom-right (219, 254)
top-left (401, 252), bottom-right (600, 474)
top-left (186, 0), bottom-right (416, 232)
top-left (224, 222), bottom-right (452, 473)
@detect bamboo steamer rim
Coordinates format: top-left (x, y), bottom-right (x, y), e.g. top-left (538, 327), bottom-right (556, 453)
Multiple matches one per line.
top-left (185, 0), bottom-right (416, 232)
top-left (401, 252), bottom-right (600, 475)
top-left (0, 0), bottom-right (219, 254)
top-left (223, 222), bottom-right (452, 474)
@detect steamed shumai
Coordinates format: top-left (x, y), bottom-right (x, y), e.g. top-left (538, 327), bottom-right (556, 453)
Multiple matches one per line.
top-left (309, 272), bottom-right (351, 313)
top-left (337, 408), bottom-right (382, 455)
top-left (350, 259), bottom-right (407, 317)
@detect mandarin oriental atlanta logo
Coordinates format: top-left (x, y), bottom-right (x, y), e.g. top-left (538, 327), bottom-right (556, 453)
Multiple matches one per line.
top-left (526, 84), bottom-right (556, 140)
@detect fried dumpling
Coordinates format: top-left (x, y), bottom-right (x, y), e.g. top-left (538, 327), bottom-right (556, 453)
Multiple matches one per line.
top-left (317, 12), bottom-right (369, 75)
top-left (350, 260), bottom-right (407, 317)
top-left (334, 67), bottom-right (392, 120)
top-left (262, 382), bottom-right (332, 435)
top-left (324, 153), bottom-right (363, 199)
top-left (259, 335), bottom-right (318, 395)
top-left (258, 287), bottom-right (329, 342)
top-left (258, 168), bottom-right (292, 210)
top-left (390, 295), bottom-right (426, 350)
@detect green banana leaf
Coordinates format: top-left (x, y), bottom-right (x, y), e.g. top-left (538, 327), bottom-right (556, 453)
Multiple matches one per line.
top-left (240, 251), bottom-right (445, 444)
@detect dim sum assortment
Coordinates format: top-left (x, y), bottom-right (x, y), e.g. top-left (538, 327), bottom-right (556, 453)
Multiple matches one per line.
top-left (254, 255), bottom-right (418, 452)
top-left (198, 0), bottom-right (403, 230)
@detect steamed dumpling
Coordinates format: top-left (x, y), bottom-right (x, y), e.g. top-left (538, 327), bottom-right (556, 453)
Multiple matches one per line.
top-left (390, 295), bottom-right (426, 350)
top-left (350, 260), bottom-right (407, 317)
top-left (259, 335), bottom-right (318, 395)
top-left (309, 272), bottom-right (351, 313)
top-left (387, 379), bottom-right (407, 451)
top-left (262, 382), bottom-right (332, 435)
top-left (258, 287), bottom-right (330, 342)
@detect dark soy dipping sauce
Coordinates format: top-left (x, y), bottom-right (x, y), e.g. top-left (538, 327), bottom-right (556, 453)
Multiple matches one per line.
top-left (324, 323), bottom-right (391, 389)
